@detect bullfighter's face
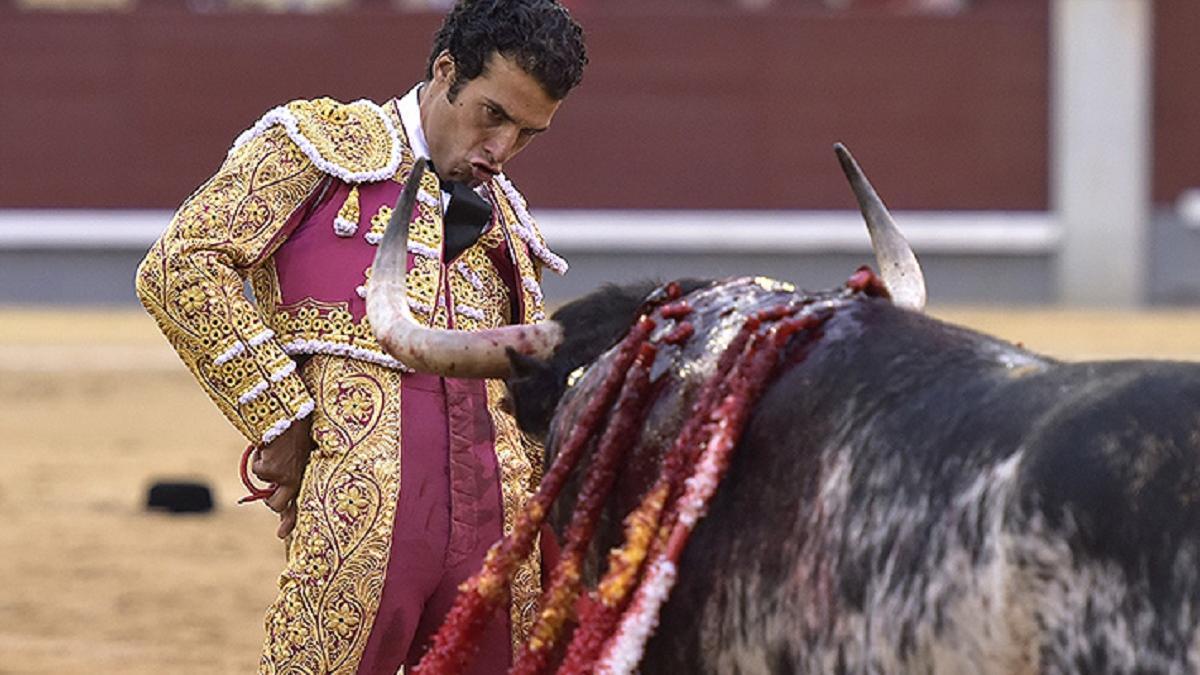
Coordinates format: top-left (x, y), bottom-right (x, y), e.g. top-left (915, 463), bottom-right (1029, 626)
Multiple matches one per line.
top-left (420, 50), bottom-right (561, 188)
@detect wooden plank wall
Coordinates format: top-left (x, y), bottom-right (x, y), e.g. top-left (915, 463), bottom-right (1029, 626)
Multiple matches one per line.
top-left (1154, 0), bottom-right (1200, 205)
top-left (0, 3), bottom-right (1051, 210)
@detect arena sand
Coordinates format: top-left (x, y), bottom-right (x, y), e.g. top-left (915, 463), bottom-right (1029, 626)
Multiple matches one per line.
top-left (2, 306), bottom-right (1199, 674)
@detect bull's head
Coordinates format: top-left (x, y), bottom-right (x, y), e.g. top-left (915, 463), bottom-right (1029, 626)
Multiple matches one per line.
top-left (366, 145), bottom-right (924, 379)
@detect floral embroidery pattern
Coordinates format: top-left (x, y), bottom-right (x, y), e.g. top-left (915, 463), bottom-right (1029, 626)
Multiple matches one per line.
top-left (178, 284), bottom-right (211, 314)
top-left (260, 357), bottom-right (402, 674)
top-left (326, 603), bottom-right (362, 638)
top-left (334, 484), bottom-right (370, 520)
top-left (136, 124), bottom-right (322, 444)
top-left (334, 382), bottom-right (376, 428)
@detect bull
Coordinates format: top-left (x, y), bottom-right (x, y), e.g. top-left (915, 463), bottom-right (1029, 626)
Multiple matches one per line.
top-left (366, 147), bottom-right (1200, 674)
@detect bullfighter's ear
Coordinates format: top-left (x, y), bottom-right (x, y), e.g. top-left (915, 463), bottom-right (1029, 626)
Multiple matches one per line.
top-left (505, 347), bottom-right (551, 379)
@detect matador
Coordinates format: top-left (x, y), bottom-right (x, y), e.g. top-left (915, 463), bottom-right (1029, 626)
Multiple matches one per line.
top-left (135, 2), bottom-right (588, 672)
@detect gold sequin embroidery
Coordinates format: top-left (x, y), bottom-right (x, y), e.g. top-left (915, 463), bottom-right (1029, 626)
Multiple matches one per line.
top-left (260, 356), bottom-right (404, 674)
top-left (136, 125), bottom-right (323, 443)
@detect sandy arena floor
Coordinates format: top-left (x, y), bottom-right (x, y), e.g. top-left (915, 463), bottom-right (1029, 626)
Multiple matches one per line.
top-left (2, 305), bottom-right (1200, 674)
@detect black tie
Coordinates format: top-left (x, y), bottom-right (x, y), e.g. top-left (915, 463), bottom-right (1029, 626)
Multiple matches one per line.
top-left (441, 180), bottom-right (491, 261)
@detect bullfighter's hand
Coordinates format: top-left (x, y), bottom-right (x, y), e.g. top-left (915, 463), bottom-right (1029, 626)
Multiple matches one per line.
top-left (252, 416), bottom-right (314, 539)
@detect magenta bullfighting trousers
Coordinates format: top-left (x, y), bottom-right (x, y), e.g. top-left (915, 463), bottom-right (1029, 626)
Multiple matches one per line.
top-left (356, 373), bottom-right (511, 674)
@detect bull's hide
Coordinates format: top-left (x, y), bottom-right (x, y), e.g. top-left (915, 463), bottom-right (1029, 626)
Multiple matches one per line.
top-left (512, 277), bottom-right (1200, 675)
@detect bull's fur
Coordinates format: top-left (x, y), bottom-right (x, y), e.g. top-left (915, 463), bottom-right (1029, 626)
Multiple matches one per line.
top-left (506, 279), bottom-right (713, 440)
top-left (507, 280), bottom-right (1200, 674)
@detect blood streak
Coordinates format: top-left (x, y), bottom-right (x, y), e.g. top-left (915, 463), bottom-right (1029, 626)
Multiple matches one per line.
top-left (512, 341), bottom-right (660, 674)
top-left (413, 317), bottom-right (657, 673)
top-left (659, 300), bottom-right (692, 320)
top-left (661, 322), bottom-right (694, 345)
top-left (416, 270), bottom-right (886, 674)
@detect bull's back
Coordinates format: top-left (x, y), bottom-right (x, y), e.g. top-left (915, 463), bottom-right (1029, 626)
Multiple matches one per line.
top-left (644, 300), bottom-right (1200, 674)
top-left (1006, 360), bottom-right (1200, 673)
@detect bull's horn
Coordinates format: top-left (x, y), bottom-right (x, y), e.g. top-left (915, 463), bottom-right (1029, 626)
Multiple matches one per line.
top-left (834, 143), bottom-right (927, 311)
top-left (366, 158), bottom-right (563, 378)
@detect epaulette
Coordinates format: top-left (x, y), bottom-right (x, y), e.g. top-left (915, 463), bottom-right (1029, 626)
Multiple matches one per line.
top-left (229, 97), bottom-right (402, 183)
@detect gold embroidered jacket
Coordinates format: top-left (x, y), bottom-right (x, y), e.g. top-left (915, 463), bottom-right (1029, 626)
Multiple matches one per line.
top-left (136, 97), bottom-right (564, 446)
top-left (137, 98), bottom-right (565, 670)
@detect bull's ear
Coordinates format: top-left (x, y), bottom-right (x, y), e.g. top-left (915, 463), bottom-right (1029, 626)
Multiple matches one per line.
top-left (506, 347), bottom-right (552, 380)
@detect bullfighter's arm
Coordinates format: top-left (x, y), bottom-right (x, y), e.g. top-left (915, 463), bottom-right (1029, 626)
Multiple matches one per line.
top-left (135, 125), bottom-right (323, 446)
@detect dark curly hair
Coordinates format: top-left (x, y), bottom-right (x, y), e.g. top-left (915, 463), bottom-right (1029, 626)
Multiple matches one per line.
top-left (426, 0), bottom-right (588, 102)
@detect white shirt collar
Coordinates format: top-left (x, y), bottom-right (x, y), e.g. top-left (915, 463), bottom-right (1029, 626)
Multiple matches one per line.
top-left (398, 83), bottom-right (456, 207)
top-left (398, 83), bottom-right (431, 162)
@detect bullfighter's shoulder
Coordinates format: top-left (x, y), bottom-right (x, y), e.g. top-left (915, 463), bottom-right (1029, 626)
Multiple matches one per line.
top-left (227, 97), bottom-right (402, 183)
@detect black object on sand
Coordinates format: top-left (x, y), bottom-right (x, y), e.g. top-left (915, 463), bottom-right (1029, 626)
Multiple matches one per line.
top-left (146, 481), bottom-right (214, 513)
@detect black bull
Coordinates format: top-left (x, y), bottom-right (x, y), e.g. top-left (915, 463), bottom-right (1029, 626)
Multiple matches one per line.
top-left (505, 277), bottom-right (1200, 674)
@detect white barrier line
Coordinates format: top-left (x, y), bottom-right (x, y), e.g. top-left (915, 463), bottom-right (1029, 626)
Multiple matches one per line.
top-left (537, 210), bottom-right (1060, 255)
top-left (0, 209), bottom-right (1060, 255)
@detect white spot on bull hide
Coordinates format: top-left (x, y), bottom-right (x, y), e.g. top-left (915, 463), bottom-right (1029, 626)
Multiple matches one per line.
top-left (836, 449), bottom-right (1035, 674)
top-left (1014, 519), bottom-right (1200, 674)
top-left (720, 439), bottom-right (1200, 675)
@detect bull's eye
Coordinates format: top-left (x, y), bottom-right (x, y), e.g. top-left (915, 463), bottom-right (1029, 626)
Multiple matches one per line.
top-left (566, 365), bottom-right (587, 389)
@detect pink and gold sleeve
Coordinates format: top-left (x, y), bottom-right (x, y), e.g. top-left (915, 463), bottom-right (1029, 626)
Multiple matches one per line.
top-left (136, 126), bottom-right (323, 445)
